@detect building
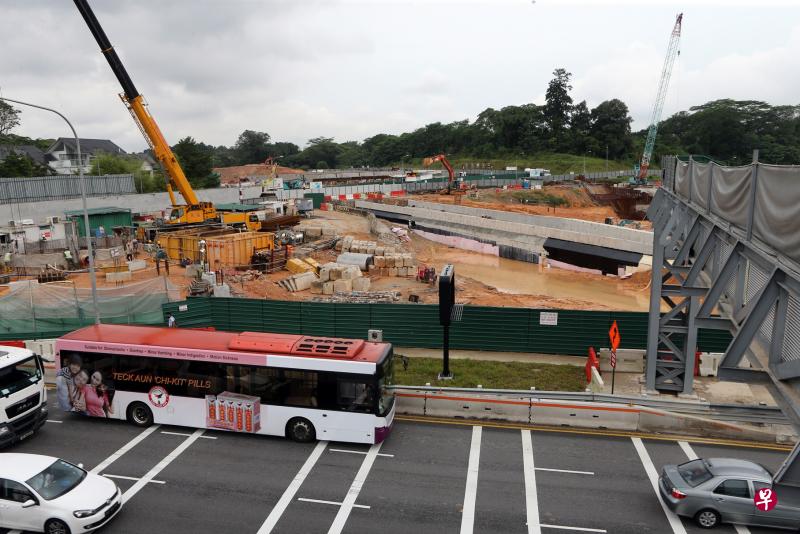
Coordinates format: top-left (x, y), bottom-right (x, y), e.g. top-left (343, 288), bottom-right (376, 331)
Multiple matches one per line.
top-left (64, 206), bottom-right (132, 237)
top-left (0, 217), bottom-right (75, 254)
top-left (131, 151), bottom-right (157, 177)
top-left (46, 138), bottom-right (126, 175)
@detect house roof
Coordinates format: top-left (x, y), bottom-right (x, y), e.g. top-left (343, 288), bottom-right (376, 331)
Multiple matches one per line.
top-left (64, 206), bottom-right (131, 217)
top-left (0, 144), bottom-right (47, 165)
top-left (47, 138), bottom-right (126, 156)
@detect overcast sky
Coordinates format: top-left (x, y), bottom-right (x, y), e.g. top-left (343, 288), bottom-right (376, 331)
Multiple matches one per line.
top-left (2, 0), bottom-right (799, 153)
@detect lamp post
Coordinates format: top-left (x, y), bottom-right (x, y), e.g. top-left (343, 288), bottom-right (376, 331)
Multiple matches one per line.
top-left (0, 97), bottom-right (100, 324)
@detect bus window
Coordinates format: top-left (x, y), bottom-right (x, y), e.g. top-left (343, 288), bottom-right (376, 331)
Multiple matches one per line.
top-left (337, 380), bottom-right (375, 413)
top-left (284, 370), bottom-right (318, 407)
top-left (253, 368), bottom-right (287, 404)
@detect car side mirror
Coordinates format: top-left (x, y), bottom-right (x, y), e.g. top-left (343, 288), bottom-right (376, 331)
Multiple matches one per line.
top-left (22, 499), bottom-right (36, 508)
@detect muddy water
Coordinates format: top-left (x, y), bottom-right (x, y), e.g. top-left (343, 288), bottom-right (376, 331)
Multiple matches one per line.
top-left (432, 251), bottom-right (650, 311)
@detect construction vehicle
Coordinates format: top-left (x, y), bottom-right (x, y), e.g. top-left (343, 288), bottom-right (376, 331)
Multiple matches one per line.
top-left (636, 13), bottom-right (683, 184)
top-left (423, 154), bottom-right (461, 194)
top-left (73, 0), bottom-right (259, 231)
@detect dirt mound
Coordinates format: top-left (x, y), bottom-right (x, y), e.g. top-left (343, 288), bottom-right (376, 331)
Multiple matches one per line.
top-left (213, 164), bottom-right (304, 185)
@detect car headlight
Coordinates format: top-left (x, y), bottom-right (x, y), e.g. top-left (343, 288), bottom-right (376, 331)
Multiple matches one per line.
top-left (73, 509), bottom-right (94, 518)
top-left (0, 425), bottom-right (9, 435)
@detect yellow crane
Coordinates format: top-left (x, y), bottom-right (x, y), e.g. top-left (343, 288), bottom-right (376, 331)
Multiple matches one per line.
top-left (74, 0), bottom-right (256, 230)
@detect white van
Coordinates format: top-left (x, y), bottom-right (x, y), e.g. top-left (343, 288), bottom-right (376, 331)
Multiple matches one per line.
top-left (0, 346), bottom-right (48, 447)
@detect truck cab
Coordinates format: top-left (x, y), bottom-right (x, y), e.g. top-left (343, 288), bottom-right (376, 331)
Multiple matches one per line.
top-left (0, 346), bottom-right (48, 448)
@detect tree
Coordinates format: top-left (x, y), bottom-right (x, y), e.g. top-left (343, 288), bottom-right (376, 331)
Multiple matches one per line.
top-left (590, 99), bottom-right (633, 160)
top-left (544, 68), bottom-right (573, 150)
top-left (0, 101), bottom-right (21, 136)
top-left (233, 130), bottom-right (271, 164)
top-left (89, 152), bottom-right (139, 176)
top-left (172, 136), bottom-right (217, 189)
top-left (0, 152), bottom-right (35, 177)
top-left (569, 101), bottom-right (592, 153)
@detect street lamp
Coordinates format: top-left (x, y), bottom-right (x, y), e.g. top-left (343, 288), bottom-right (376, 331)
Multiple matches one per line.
top-left (0, 96), bottom-right (100, 324)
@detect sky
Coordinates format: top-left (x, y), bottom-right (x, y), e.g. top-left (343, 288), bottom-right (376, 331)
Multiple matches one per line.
top-left (1, 0), bottom-right (799, 153)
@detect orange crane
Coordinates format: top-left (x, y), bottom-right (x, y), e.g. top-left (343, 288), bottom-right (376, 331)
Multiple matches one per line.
top-left (422, 154), bottom-right (458, 194)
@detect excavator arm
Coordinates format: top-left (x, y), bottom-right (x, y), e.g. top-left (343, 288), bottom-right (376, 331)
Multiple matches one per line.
top-left (423, 154), bottom-right (456, 193)
top-left (73, 0), bottom-right (203, 213)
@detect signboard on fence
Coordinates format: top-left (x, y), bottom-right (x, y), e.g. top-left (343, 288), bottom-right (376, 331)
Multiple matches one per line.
top-left (540, 312), bottom-right (558, 326)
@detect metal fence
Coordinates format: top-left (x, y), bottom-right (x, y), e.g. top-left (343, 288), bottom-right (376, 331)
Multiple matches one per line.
top-left (160, 297), bottom-right (732, 356)
top-left (0, 174), bottom-right (136, 204)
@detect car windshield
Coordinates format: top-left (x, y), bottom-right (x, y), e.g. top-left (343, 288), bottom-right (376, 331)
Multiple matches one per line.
top-left (678, 459), bottom-right (714, 487)
top-left (26, 460), bottom-right (86, 500)
top-left (0, 355), bottom-right (42, 397)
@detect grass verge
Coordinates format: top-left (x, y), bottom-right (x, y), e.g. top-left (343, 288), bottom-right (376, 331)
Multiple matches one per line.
top-left (393, 356), bottom-right (585, 391)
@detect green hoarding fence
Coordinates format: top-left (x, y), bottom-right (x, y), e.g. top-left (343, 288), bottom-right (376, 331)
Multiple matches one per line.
top-left (162, 297), bottom-right (733, 356)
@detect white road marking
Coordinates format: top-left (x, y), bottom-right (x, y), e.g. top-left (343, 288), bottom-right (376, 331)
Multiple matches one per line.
top-left (257, 441), bottom-right (328, 534)
top-left (161, 430), bottom-right (217, 439)
top-left (328, 441), bottom-right (384, 534)
top-left (329, 448), bottom-right (394, 458)
top-left (678, 441), bottom-right (751, 534)
top-left (103, 473), bottom-right (166, 484)
top-left (458, 426), bottom-right (482, 534)
top-left (631, 437), bottom-right (687, 534)
top-left (540, 524), bottom-right (607, 533)
top-left (90, 425), bottom-right (160, 474)
top-left (298, 497), bottom-right (371, 509)
top-left (123, 429), bottom-right (204, 501)
top-left (46, 419), bottom-right (62, 423)
top-left (522, 430), bottom-right (542, 534)
top-left (535, 467), bottom-right (594, 476)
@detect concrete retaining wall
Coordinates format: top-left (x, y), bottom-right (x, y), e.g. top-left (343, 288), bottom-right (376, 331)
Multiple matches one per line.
top-left (395, 390), bottom-right (782, 443)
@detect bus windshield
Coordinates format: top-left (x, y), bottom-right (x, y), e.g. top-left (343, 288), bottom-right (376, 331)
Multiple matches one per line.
top-left (0, 356), bottom-right (41, 397)
top-left (378, 353), bottom-right (394, 416)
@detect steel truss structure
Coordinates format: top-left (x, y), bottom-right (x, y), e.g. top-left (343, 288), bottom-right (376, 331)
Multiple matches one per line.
top-left (648, 155), bottom-right (800, 490)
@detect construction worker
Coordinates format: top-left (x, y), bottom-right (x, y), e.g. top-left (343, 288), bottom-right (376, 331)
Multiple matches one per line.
top-left (167, 313), bottom-right (176, 328)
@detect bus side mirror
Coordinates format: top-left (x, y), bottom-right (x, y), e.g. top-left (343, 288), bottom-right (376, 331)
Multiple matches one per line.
top-left (22, 499), bottom-right (37, 508)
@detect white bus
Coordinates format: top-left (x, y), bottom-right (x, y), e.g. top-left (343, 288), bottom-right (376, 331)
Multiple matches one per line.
top-left (0, 345), bottom-right (48, 447)
top-left (55, 324), bottom-right (395, 444)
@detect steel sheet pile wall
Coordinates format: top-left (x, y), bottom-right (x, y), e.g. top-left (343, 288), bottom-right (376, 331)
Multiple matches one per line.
top-left (0, 174), bottom-right (136, 204)
top-left (162, 298), bottom-right (731, 355)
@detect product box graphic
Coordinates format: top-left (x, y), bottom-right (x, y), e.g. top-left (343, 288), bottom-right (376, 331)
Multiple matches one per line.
top-left (206, 392), bottom-right (261, 433)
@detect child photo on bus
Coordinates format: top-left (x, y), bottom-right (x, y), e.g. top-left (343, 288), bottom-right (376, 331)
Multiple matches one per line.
top-left (55, 354), bottom-right (83, 411)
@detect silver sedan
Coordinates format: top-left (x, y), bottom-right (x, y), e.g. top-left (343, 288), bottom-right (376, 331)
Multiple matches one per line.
top-left (659, 457), bottom-right (800, 530)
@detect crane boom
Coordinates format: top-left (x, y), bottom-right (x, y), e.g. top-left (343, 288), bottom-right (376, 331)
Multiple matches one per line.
top-left (638, 13), bottom-right (683, 181)
top-left (73, 0), bottom-right (207, 216)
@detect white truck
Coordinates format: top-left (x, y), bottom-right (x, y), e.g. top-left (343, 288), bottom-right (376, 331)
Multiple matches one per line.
top-left (0, 345), bottom-right (48, 447)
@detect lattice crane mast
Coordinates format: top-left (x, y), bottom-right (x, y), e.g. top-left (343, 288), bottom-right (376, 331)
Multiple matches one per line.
top-left (637, 13), bottom-right (683, 182)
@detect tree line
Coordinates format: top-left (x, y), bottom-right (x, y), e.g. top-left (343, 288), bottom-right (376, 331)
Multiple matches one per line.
top-left (2, 69), bottom-right (800, 188)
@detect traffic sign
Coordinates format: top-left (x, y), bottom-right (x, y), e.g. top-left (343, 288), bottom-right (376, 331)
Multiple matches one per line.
top-left (609, 321), bottom-right (621, 351)
top-left (610, 351), bottom-right (617, 369)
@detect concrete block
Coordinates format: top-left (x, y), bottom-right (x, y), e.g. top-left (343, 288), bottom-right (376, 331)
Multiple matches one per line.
top-left (322, 227), bottom-right (336, 236)
top-left (333, 279), bottom-right (352, 292)
top-left (310, 280), bottom-right (323, 294)
top-left (106, 271), bottom-right (132, 283)
top-left (389, 267), bottom-right (398, 277)
top-left (380, 268), bottom-right (388, 276)
top-left (353, 277), bottom-right (371, 291)
top-left (699, 352), bottom-right (723, 377)
top-left (368, 264), bottom-right (378, 273)
top-left (329, 267), bottom-right (342, 281)
top-left (335, 240), bottom-right (343, 251)
top-left (127, 259), bottom-right (147, 272)
top-left (341, 267), bottom-right (355, 280)
top-left (375, 247), bottom-right (385, 256)
top-left (398, 267), bottom-right (407, 277)
top-left (598, 349), bottom-right (644, 373)
top-left (292, 272), bottom-right (316, 291)
top-left (385, 256), bottom-right (394, 267)
top-left (375, 256), bottom-right (385, 268)
top-left (367, 246), bottom-right (375, 255)
top-left (323, 281), bottom-right (334, 295)
top-left (306, 227), bottom-right (322, 237)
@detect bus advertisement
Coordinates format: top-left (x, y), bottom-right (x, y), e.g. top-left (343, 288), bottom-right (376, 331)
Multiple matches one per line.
top-left (54, 325), bottom-right (395, 444)
top-left (0, 345), bottom-right (48, 447)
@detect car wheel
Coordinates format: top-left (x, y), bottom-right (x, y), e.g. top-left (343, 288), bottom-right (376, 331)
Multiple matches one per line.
top-left (45, 519), bottom-right (71, 534)
top-left (126, 402), bottom-right (154, 427)
top-left (695, 509), bottom-right (720, 529)
top-left (286, 417), bottom-right (316, 442)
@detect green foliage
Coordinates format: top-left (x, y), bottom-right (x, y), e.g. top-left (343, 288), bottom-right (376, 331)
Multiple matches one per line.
top-left (0, 152), bottom-right (36, 177)
top-left (89, 152), bottom-right (140, 176)
top-left (544, 68), bottom-right (574, 150)
top-left (0, 101), bottom-right (21, 136)
top-left (172, 136), bottom-right (217, 189)
top-left (233, 130), bottom-right (271, 164)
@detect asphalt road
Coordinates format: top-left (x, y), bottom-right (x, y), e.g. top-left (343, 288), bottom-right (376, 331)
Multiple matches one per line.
top-left (1, 394), bottom-right (793, 534)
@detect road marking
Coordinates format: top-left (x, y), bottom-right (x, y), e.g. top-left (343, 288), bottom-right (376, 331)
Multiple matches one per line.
top-left (257, 441), bottom-right (327, 534)
top-left (328, 441), bottom-right (384, 534)
top-left (678, 441), bottom-right (751, 534)
top-left (123, 429), bottom-right (204, 502)
top-left (298, 497), bottom-right (371, 509)
top-left (631, 437), bottom-right (687, 534)
top-left (46, 419), bottom-right (62, 423)
top-left (103, 474), bottom-right (166, 484)
top-left (540, 524), bottom-right (607, 533)
top-left (535, 467), bottom-right (594, 476)
top-left (91, 425), bottom-right (160, 474)
top-left (161, 430), bottom-right (217, 439)
top-left (395, 415), bottom-right (793, 451)
top-left (329, 447), bottom-right (394, 458)
top-left (458, 426), bottom-right (482, 534)
top-left (522, 430), bottom-right (542, 534)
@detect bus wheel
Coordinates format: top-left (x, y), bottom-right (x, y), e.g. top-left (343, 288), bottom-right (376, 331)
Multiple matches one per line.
top-left (127, 402), bottom-right (154, 427)
top-left (286, 418), bottom-right (316, 442)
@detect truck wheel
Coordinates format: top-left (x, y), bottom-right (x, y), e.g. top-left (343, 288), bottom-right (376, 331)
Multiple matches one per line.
top-left (126, 402), bottom-right (154, 427)
top-left (286, 417), bottom-right (316, 442)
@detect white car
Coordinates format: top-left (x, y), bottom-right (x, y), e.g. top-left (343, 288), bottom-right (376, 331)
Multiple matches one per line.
top-left (0, 453), bottom-right (122, 533)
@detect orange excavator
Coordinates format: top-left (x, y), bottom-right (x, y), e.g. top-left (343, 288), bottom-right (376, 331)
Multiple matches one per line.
top-left (422, 154), bottom-right (459, 194)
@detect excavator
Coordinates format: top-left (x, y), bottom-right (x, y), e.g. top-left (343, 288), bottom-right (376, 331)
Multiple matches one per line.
top-left (422, 154), bottom-right (468, 195)
top-left (73, 0), bottom-right (258, 231)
